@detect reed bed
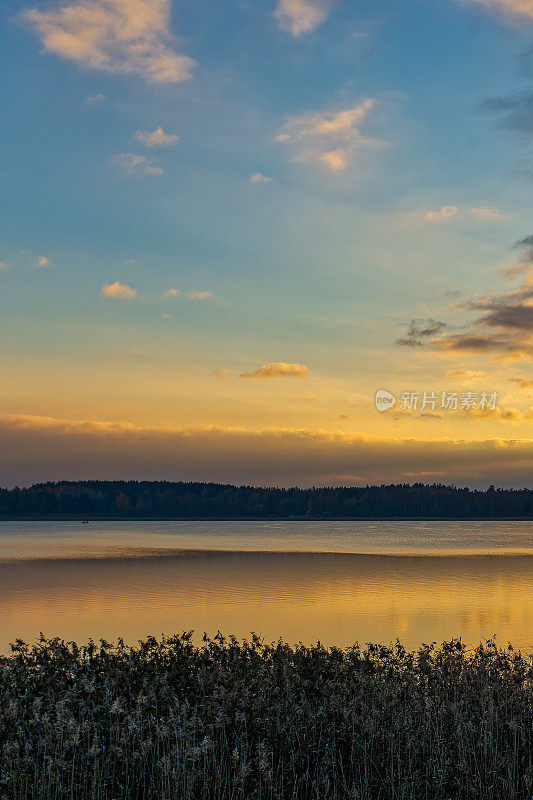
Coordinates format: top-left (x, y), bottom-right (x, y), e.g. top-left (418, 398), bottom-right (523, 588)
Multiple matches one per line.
top-left (0, 633), bottom-right (531, 799)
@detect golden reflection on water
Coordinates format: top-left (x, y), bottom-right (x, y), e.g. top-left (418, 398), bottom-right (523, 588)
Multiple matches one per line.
top-left (0, 551), bottom-right (531, 654)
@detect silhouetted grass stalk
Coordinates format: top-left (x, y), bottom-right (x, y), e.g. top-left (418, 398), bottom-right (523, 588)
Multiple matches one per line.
top-left (0, 633), bottom-right (531, 799)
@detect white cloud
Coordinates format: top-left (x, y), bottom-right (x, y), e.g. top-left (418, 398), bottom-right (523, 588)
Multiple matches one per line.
top-left (116, 153), bottom-right (163, 175)
top-left (250, 172), bottom-right (274, 183)
top-left (188, 290), bottom-right (212, 299)
top-left (133, 127), bottom-right (179, 147)
top-left (277, 99), bottom-right (378, 171)
top-left (101, 281), bottom-right (137, 298)
top-left (274, 0), bottom-right (333, 36)
top-left (164, 288), bottom-right (181, 297)
top-left (22, 0), bottom-right (195, 84)
top-left (37, 255), bottom-right (50, 267)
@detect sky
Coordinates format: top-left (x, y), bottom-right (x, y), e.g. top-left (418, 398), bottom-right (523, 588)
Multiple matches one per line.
top-left (1, 0), bottom-right (533, 488)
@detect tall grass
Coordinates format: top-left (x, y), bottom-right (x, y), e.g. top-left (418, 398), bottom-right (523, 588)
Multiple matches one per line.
top-left (1, 633), bottom-right (531, 799)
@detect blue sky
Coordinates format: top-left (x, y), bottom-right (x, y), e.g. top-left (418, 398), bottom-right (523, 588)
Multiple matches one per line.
top-left (1, 0), bottom-right (532, 486)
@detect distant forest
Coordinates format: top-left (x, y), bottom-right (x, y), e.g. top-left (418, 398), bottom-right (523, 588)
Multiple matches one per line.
top-left (0, 481), bottom-right (531, 518)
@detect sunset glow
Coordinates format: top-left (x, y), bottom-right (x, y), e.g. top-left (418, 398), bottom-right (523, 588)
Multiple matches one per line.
top-left (1, 0), bottom-right (532, 486)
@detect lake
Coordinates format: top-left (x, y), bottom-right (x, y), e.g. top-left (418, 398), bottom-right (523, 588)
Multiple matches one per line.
top-left (0, 520), bottom-right (532, 654)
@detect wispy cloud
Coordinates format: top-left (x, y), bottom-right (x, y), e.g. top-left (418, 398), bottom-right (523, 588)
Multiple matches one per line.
top-left (469, 205), bottom-right (505, 221)
top-left (250, 172), bottom-right (273, 183)
top-left (483, 93), bottom-right (533, 133)
top-left (288, 392), bottom-right (318, 401)
top-left (514, 235), bottom-right (533, 248)
top-left (408, 205), bottom-right (459, 223)
top-left (404, 205), bottom-right (504, 224)
top-left (498, 238), bottom-right (533, 278)
top-left (509, 377), bottom-right (533, 390)
top-left (467, 405), bottom-right (533, 422)
top-left (277, 99), bottom-right (379, 171)
top-left (22, 0), bottom-right (195, 84)
top-left (116, 153), bottom-right (163, 175)
top-left (163, 288), bottom-right (211, 299)
top-left (498, 251), bottom-right (533, 280)
top-left (101, 281), bottom-right (137, 298)
top-left (274, 0), bottom-right (333, 36)
top-left (133, 127), bottom-right (179, 147)
top-left (395, 318), bottom-right (447, 347)
top-left (467, 0), bottom-right (533, 21)
top-left (432, 238), bottom-right (533, 362)
top-left (446, 369), bottom-right (486, 383)
top-left (241, 362), bottom-right (309, 379)
top-left (499, 262), bottom-right (532, 279)
top-left (86, 93), bottom-right (107, 105)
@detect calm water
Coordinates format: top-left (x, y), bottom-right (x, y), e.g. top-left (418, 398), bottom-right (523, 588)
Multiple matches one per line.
top-left (0, 520), bottom-right (532, 654)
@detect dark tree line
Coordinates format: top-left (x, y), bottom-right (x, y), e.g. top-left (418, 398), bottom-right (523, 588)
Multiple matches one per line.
top-left (0, 480), bottom-right (531, 518)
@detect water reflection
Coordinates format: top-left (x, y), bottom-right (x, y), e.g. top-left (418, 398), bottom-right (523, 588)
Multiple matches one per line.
top-left (0, 550), bottom-right (531, 653)
top-left (1, 519), bottom-right (532, 559)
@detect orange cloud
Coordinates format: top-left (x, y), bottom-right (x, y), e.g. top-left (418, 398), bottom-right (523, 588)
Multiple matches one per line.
top-left (406, 206), bottom-right (459, 223)
top-left (23, 0), bottom-right (195, 83)
top-left (319, 149), bottom-right (348, 171)
top-left (240, 362), bottom-right (309, 379)
top-left (274, 0), bottom-right (332, 36)
top-left (465, 406), bottom-right (533, 422)
top-left (277, 99), bottom-right (378, 171)
top-left (101, 282), bottom-right (137, 299)
top-left (427, 248), bottom-right (533, 363)
top-left (0, 414), bottom-right (531, 488)
top-left (133, 127), bottom-right (178, 147)
top-left (509, 377), bottom-right (533, 390)
top-left (468, 0), bottom-right (533, 20)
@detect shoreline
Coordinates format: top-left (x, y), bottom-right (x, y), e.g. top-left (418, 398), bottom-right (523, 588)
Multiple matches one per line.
top-left (0, 515), bottom-right (531, 522)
